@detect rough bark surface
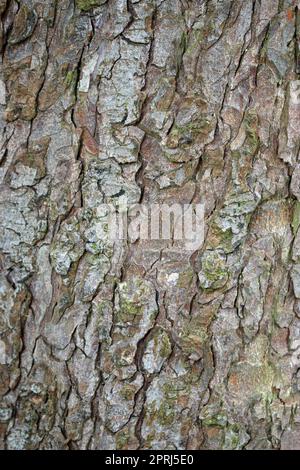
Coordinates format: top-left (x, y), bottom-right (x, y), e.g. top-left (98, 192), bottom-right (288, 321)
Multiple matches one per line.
top-left (1, 0), bottom-right (300, 450)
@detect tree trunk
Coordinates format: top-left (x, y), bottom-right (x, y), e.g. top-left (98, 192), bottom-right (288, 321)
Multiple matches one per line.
top-left (1, 0), bottom-right (300, 450)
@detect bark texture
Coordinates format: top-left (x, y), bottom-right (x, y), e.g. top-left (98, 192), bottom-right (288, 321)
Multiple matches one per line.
top-left (1, 0), bottom-right (300, 450)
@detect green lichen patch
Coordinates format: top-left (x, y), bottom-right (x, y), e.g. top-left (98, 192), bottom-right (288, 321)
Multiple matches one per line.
top-left (207, 222), bottom-right (234, 253)
top-left (178, 317), bottom-right (209, 356)
top-left (202, 413), bottom-right (228, 428)
top-left (116, 277), bottom-right (158, 325)
top-left (177, 269), bottom-right (195, 289)
top-left (120, 384), bottom-right (137, 401)
top-left (165, 118), bottom-right (213, 149)
top-left (116, 430), bottom-right (130, 450)
top-left (244, 110), bottom-right (260, 155)
top-left (156, 401), bottom-right (176, 426)
top-left (64, 69), bottom-right (78, 89)
top-left (292, 201), bottom-right (300, 236)
top-left (228, 361), bottom-right (276, 404)
top-left (142, 328), bottom-right (172, 373)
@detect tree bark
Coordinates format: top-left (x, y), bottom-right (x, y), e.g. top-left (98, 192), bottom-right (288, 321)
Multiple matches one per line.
top-left (1, 0), bottom-right (300, 450)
